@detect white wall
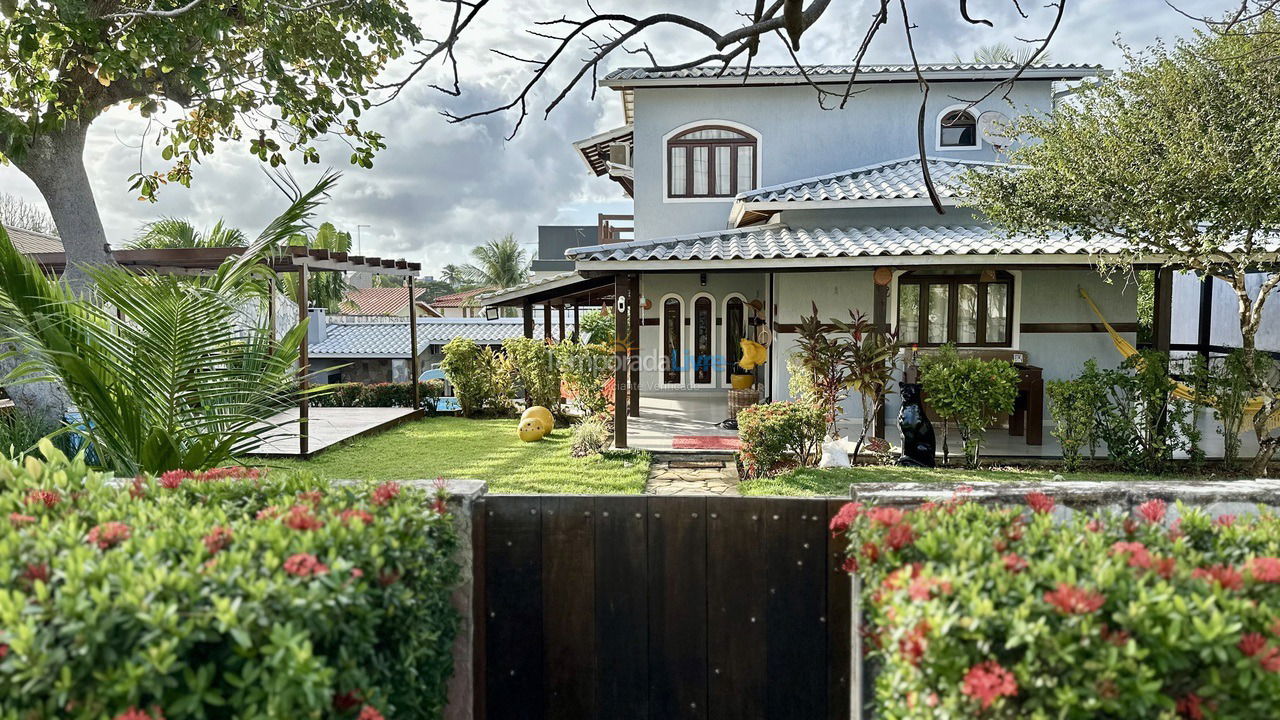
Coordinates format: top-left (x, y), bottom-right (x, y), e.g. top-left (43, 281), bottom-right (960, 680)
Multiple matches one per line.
top-left (1171, 270), bottom-right (1280, 354)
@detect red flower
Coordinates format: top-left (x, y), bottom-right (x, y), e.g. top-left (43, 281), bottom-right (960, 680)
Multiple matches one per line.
top-left (113, 708), bottom-right (165, 720)
top-left (378, 570), bottom-right (401, 587)
top-left (1002, 554), bottom-right (1028, 573)
top-left (1136, 499), bottom-right (1167, 524)
top-left (1024, 492), bottom-right (1055, 514)
top-left (1261, 647), bottom-right (1280, 673)
top-left (371, 482), bottom-right (401, 506)
top-left (283, 505), bottom-right (325, 531)
top-left (25, 489), bottom-right (60, 509)
top-left (197, 466), bottom-right (262, 482)
top-left (1247, 557), bottom-right (1280, 584)
top-left (0, 643), bottom-right (7, 659)
top-left (130, 476), bottom-right (147, 499)
top-left (8, 513), bottom-right (36, 528)
top-left (158, 470), bottom-right (192, 489)
top-left (1100, 624), bottom-right (1130, 647)
top-left (297, 490), bottom-right (324, 506)
top-left (841, 556), bottom-right (859, 573)
top-left (203, 526), bottom-right (234, 555)
top-left (21, 563), bottom-right (50, 585)
top-left (351, 567), bottom-right (365, 579)
top-left (339, 508), bottom-right (374, 526)
top-left (256, 505), bottom-right (281, 521)
top-left (1271, 618), bottom-right (1280, 637)
top-left (1216, 514), bottom-right (1237, 528)
top-left (1123, 517), bottom-right (1140, 535)
top-left (868, 506), bottom-right (904, 527)
top-left (283, 553), bottom-right (329, 578)
top-left (1086, 518), bottom-right (1104, 533)
top-left (1044, 583), bottom-right (1105, 614)
top-left (861, 542), bottom-right (880, 565)
top-left (1192, 564), bottom-right (1244, 591)
top-left (86, 522), bottom-right (131, 550)
top-left (899, 620), bottom-right (930, 666)
top-left (1239, 632), bottom-right (1268, 657)
top-left (357, 706), bottom-right (385, 720)
top-left (1110, 541), bottom-right (1152, 570)
top-left (885, 523), bottom-right (915, 551)
top-left (1176, 693), bottom-right (1204, 720)
top-left (961, 660), bottom-right (1018, 710)
top-left (1151, 556), bottom-right (1177, 580)
top-left (829, 502), bottom-right (863, 536)
top-left (333, 690), bottom-right (363, 712)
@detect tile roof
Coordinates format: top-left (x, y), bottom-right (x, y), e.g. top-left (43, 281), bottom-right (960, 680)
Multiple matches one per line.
top-left (428, 287), bottom-right (496, 307)
top-left (603, 63), bottom-right (1105, 85)
top-left (4, 224), bottom-right (63, 255)
top-left (565, 223), bottom-right (1138, 263)
top-left (339, 287), bottom-right (423, 315)
top-left (736, 156), bottom-right (1011, 204)
top-left (309, 317), bottom-right (553, 358)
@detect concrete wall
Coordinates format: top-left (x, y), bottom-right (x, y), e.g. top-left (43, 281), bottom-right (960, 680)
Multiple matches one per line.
top-left (631, 81), bottom-right (1056, 240)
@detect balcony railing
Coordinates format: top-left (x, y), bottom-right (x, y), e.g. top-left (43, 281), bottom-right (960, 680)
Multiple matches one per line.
top-left (597, 214), bottom-right (634, 244)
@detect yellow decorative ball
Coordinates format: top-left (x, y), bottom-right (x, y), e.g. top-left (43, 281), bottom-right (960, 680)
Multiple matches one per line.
top-left (518, 417), bottom-right (547, 442)
top-left (521, 406), bottom-right (555, 436)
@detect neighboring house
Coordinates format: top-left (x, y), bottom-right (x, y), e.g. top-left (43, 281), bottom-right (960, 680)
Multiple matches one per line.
top-left (340, 286), bottom-right (437, 317)
top-left (426, 287), bottom-right (495, 318)
top-left (482, 62), bottom-right (1247, 451)
top-left (307, 311), bottom-right (558, 385)
top-left (532, 226), bottom-right (594, 278)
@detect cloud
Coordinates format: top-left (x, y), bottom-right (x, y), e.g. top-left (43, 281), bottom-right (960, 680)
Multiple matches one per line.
top-left (0, 0), bottom-right (1226, 274)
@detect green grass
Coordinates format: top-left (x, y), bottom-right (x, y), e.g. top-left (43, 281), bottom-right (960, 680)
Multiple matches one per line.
top-left (738, 464), bottom-right (1243, 497)
top-left (260, 416), bottom-right (651, 494)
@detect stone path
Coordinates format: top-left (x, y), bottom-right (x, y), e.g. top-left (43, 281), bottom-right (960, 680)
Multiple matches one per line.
top-left (644, 456), bottom-right (741, 495)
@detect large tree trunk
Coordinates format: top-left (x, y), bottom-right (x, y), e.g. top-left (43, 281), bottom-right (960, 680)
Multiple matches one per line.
top-left (14, 121), bottom-right (113, 287)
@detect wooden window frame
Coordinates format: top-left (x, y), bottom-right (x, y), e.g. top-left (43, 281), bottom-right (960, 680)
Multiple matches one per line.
top-left (897, 272), bottom-right (1015, 348)
top-left (667, 125), bottom-right (757, 199)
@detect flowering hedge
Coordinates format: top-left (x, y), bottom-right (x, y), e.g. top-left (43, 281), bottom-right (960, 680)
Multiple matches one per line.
top-left (737, 401), bottom-right (825, 477)
top-left (833, 493), bottom-right (1280, 718)
top-left (0, 442), bottom-right (458, 719)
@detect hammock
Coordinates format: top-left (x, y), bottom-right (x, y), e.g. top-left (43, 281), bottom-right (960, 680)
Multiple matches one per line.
top-left (1077, 287), bottom-right (1280, 431)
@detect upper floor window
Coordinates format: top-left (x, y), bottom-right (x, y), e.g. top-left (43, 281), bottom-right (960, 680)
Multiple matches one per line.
top-left (938, 108), bottom-right (978, 148)
top-left (667, 126), bottom-right (757, 198)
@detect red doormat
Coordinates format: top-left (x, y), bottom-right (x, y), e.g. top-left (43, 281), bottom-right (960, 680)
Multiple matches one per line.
top-left (672, 436), bottom-right (741, 450)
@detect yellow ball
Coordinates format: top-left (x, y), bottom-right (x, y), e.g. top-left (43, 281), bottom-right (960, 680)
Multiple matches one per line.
top-left (518, 417), bottom-right (547, 442)
top-left (521, 406), bottom-right (555, 435)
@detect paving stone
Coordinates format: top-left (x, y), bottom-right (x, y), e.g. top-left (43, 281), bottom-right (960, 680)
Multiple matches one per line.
top-left (669, 460), bottom-right (725, 470)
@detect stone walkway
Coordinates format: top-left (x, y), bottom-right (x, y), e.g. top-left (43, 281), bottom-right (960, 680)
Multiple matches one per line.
top-left (644, 456), bottom-right (741, 495)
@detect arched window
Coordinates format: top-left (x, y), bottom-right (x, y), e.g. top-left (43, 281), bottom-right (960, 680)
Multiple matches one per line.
top-left (692, 294), bottom-right (714, 385)
top-left (723, 294), bottom-right (749, 383)
top-left (661, 295), bottom-right (684, 385)
top-left (667, 125), bottom-right (757, 198)
top-left (939, 108), bottom-right (978, 148)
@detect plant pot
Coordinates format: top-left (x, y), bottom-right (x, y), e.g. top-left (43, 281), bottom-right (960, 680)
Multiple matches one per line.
top-left (730, 373), bottom-right (755, 390)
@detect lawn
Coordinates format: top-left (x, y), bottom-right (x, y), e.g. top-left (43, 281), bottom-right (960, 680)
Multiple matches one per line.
top-left (737, 464), bottom-right (1249, 497)
top-left (261, 416), bottom-right (651, 494)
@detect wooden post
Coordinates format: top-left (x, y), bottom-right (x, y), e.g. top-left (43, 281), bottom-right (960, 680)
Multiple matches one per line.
top-left (1197, 272), bottom-right (1214, 358)
top-left (557, 303), bottom-right (566, 343)
top-left (543, 302), bottom-right (552, 341)
top-left (871, 276), bottom-right (890, 439)
top-left (573, 303), bottom-right (581, 342)
top-left (613, 274), bottom-right (628, 449)
top-left (522, 299), bottom-right (534, 339)
top-left (297, 264), bottom-right (310, 457)
top-left (409, 275), bottom-right (420, 409)
top-left (628, 273), bottom-right (640, 418)
top-left (1153, 267), bottom-right (1173, 353)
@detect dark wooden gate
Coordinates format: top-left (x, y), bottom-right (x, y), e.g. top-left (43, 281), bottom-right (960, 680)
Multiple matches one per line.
top-left (474, 495), bottom-right (852, 719)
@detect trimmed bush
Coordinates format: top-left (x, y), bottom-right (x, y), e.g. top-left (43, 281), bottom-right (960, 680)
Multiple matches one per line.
top-left (0, 442), bottom-right (459, 719)
top-left (503, 337), bottom-right (561, 412)
top-left (440, 337), bottom-right (513, 417)
top-left (737, 401), bottom-right (824, 478)
top-left (833, 494), bottom-right (1280, 718)
top-left (920, 348), bottom-right (1020, 468)
top-left (313, 380), bottom-right (445, 410)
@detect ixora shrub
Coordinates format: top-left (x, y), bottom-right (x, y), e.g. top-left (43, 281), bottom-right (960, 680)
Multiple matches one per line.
top-left (0, 442), bottom-right (459, 720)
top-left (312, 380), bottom-right (445, 411)
top-left (919, 348), bottom-right (1020, 468)
top-left (1045, 378), bottom-right (1102, 471)
top-left (503, 336), bottom-right (562, 412)
top-left (833, 494), bottom-right (1280, 719)
top-left (737, 401), bottom-right (825, 478)
top-left (440, 337), bottom-right (513, 417)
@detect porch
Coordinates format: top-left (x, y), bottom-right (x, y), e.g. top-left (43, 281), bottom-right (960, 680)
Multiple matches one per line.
top-left (245, 406), bottom-right (423, 459)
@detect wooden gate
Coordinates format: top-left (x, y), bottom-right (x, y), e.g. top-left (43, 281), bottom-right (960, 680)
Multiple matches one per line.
top-left (474, 495), bottom-right (853, 719)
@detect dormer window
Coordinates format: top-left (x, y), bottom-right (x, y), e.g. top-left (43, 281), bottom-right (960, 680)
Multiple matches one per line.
top-left (667, 125), bottom-right (758, 199)
top-left (938, 108), bottom-right (978, 149)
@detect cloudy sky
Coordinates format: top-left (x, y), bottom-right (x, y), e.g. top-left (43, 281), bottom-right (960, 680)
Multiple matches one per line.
top-left (0, 0), bottom-right (1231, 276)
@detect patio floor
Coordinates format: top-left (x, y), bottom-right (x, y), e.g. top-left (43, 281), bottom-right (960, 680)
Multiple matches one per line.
top-left (245, 406), bottom-right (423, 458)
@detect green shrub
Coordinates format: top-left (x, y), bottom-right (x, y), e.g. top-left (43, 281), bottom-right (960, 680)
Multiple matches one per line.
top-left (0, 405), bottom-right (60, 458)
top-left (737, 401), bottom-right (825, 478)
top-left (579, 309), bottom-right (615, 344)
top-left (1082, 353), bottom-right (1198, 473)
top-left (1046, 378), bottom-right (1101, 471)
top-left (569, 415), bottom-right (611, 457)
top-left (0, 442), bottom-right (459, 719)
top-left (834, 494), bottom-right (1280, 719)
top-left (503, 337), bottom-right (561, 411)
top-left (920, 348), bottom-right (1020, 468)
top-left (554, 341), bottom-right (614, 415)
top-left (313, 380), bottom-right (445, 411)
top-left (1189, 351), bottom-right (1259, 469)
top-left (440, 338), bottom-right (513, 417)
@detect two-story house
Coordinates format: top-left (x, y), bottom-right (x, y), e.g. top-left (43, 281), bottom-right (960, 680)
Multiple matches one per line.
top-left (485, 63), bottom-right (1159, 453)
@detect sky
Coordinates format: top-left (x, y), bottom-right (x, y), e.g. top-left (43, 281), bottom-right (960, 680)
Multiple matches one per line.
top-left (0, 0), bottom-right (1232, 276)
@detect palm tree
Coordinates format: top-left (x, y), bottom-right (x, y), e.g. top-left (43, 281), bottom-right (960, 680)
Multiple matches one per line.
top-left (128, 217), bottom-right (247, 248)
top-left (463, 234), bottom-right (529, 289)
top-left (279, 222), bottom-right (354, 312)
top-left (440, 263), bottom-right (470, 290)
top-left (0, 175), bottom-right (339, 474)
top-left (957, 43), bottom-right (1052, 66)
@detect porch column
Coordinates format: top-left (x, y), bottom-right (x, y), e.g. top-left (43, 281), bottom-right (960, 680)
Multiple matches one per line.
top-left (872, 269), bottom-right (891, 439)
top-left (1197, 272), bottom-right (1214, 358)
top-left (543, 302), bottom-right (552, 341)
top-left (628, 273), bottom-right (640, 418)
top-left (409, 275), bottom-right (420, 409)
top-left (573, 303), bottom-right (581, 342)
top-left (558, 303), bottom-right (566, 343)
top-left (522, 299), bottom-right (534, 339)
top-left (297, 265), bottom-right (309, 457)
top-left (613, 274), bottom-right (628, 449)
top-left (1152, 267), bottom-right (1173, 353)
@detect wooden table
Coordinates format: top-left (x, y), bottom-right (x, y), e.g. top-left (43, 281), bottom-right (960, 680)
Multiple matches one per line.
top-left (1007, 364), bottom-right (1044, 446)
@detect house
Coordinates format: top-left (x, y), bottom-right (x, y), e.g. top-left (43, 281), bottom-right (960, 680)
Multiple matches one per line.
top-left (532, 226), bottom-right (595, 278)
top-left (425, 287), bottom-right (495, 318)
top-left (340, 286), bottom-right (437, 317)
top-left (306, 311), bottom-right (557, 384)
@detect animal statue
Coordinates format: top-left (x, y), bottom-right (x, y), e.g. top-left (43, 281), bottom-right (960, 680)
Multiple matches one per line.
top-left (897, 382), bottom-right (936, 468)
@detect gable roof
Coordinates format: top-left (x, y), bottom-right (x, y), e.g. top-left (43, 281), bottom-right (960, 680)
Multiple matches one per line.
top-left (602, 63), bottom-right (1106, 88)
top-left (340, 287), bottom-right (425, 315)
top-left (4, 224), bottom-right (63, 255)
top-left (739, 156), bottom-right (1009, 204)
top-left (428, 287), bottom-right (496, 308)
top-left (310, 317), bottom-right (553, 359)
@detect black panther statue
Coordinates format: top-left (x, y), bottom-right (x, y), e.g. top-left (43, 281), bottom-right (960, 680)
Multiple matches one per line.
top-left (897, 382), bottom-right (936, 468)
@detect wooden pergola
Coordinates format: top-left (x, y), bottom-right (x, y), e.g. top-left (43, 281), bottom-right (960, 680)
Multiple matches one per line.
top-left (34, 245), bottom-right (422, 456)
